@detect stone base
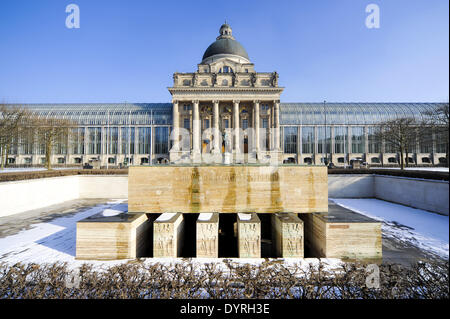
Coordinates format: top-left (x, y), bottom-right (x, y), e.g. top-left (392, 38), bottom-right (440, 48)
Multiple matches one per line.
top-left (153, 213), bottom-right (185, 258)
top-left (196, 213), bottom-right (219, 258)
top-left (272, 213), bottom-right (304, 258)
top-left (300, 203), bottom-right (382, 261)
top-left (237, 213), bottom-right (261, 258)
top-left (76, 212), bottom-right (150, 260)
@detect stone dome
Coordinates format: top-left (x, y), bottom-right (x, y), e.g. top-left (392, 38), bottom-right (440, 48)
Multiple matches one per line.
top-left (202, 24), bottom-right (250, 62)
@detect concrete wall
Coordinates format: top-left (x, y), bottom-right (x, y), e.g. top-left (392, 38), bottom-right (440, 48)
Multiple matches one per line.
top-left (328, 175), bottom-right (374, 198)
top-left (0, 176), bottom-right (80, 217)
top-left (79, 176), bottom-right (128, 199)
top-left (0, 173), bottom-right (447, 217)
top-left (329, 174), bottom-right (449, 216)
top-left (374, 175), bottom-right (449, 216)
top-left (0, 175), bottom-right (128, 218)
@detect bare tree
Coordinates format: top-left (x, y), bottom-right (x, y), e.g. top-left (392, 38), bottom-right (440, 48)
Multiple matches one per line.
top-left (375, 117), bottom-right (420, 170)
top-left (424, 103), bottom-right (449, 166)
top-left (32, 116), bottom-right (74, 170)
top-left (0, 105), bottom-right (30, 169)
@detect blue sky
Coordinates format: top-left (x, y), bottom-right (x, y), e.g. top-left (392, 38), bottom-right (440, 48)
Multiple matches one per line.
top-left (0, 0), bottom-right (448, 103)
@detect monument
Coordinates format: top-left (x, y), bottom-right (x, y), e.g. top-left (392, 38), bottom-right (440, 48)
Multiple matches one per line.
top-left (75, 23), bottom-right (382, 262)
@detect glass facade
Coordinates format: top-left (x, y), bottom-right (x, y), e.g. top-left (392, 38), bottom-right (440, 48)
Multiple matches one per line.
top-left (138, 127), bottom-right (151, 154)
top-left (3, 102), bottom-right (447, 165)
top-left (283, 126), bottom-right (297, 154)
top-left (155, 127), bottom-right (169, 154)
top-left (334, 126), bottom-right (348, 154)
top-left (301, 126), bottom-right (314, 153)
top-left (318, 126), bottom-right (331, 154)
top-left (351, 126), bottom-right (365, 153)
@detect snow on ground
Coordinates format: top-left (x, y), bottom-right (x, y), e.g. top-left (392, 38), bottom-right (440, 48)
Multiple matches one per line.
top-left (0, 200), bottom-right (130, 269)
top-left (0, 167), bottom-right (80, 173)
top-left (331, 198), bottom-right (449, 259)
top-left (369, 167), bottom-right (449, 172)
top-left (0, 200), bottom-right (342, 272)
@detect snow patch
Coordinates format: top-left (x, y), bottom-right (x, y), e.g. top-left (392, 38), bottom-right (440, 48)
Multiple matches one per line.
top-left (156, 213), bottom-right (177, 221)
top-left (238, 213), bottom-right (252, 221)
top-left (198, 213), bottom-right (213, 221)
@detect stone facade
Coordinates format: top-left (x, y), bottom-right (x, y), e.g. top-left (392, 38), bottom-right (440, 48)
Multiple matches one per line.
top-left (169, 24), bottom-right (284, 164)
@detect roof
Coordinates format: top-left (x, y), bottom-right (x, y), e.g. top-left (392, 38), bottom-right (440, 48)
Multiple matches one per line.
top-left (279, 102), bottom-right (445, 125)
top-left (202, 38), bottom-right (250, 62)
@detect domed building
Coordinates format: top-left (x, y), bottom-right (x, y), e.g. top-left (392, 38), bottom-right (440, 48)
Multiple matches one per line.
top-left (169, 23), bottom-right (284, 164)
top-left (3, 23), bottom-right (448, 167)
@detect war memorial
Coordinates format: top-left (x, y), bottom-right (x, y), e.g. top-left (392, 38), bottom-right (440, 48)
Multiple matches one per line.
top-left (75, 24), bottom-right (382, 261)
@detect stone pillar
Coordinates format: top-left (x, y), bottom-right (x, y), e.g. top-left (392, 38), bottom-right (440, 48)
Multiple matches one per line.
top-left (274, 100), bottom-right (280, 150)
top-left (153, 213), bottom-right (184, 258)
top-left (196, 213), bottom-right (219, 258)
top-left (233, 100), bottom-right (240, 153)
top-left (254, 100), bottom-right (260, 153)
top-left (172, 100), bottom-right (180, 151)
top-left (271, 213), bottom-right (304, 258)
top-left (237, 213), bottom-right (261, 258)
top-left (212, 100), bottom-right (220, 154)
top-left (192, 100), bottom-right (201, 159)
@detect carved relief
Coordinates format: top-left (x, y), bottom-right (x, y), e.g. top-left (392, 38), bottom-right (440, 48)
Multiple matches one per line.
top-left (154, 223), bottom-right (175, 257)
top-left (197, 223), bottom-right (218, 257)
top-left (239, 223), bottom-right (260, 257)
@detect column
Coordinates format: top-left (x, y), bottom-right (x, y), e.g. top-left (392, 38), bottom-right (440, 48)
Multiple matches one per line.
top-left (237, 213), bottom-right (261, 258)
top-left (254, 100), bottom-right (260, 153)
top-left (196, 213), bottom-right (219, 258)
top-left (153, 213), bottom-right (185, 258)
top-left (192, 100), bottom-right (200, 155)
top-left (271, 213), bottom-right (304, 258)
top-left (172, 100), bottom-right (180, 151)
top-left (274, 100), bottom-right (280, 150)
top-left (233, 100), bottom-right (240, 153)
top-left (212, 100), bottom-right (220, 153)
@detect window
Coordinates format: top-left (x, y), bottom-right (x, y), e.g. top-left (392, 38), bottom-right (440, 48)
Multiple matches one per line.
top-left (224, 119), bottom-right (229, 129)
top-left (184, 118), bottom-right (190, 130)
top-left (108, 157), bottom-right (115, 164)
top-left (302, 126), bottom-right (315, 153)
top-left (422, 157), bottom-right (430, 163)
top-left (57, 157), bottom-right (65, 164)
top-left (318, 126), bottom-right (331, 154)
top-left (107, 127), bottom-right (119, 154)
top-left (138, 127), bottom-right (151, 154)
top-left (183, 104), bottom-right (191, 111)
top-left (419, 128), bottom-right (433, 153)
top-left (87, 127), bottom-right (101, 155)
top-left (334, 127), bottom-right (348, 154)
top-left (337, 157), bottom-right (345, 163)
top-left (284, 127), bottom-right (297, 154)
top-left (368, 127), bottom-right (381, 153)
top-left (439, 157), bottom-right (447, 164)
top-left (388, 157), bottom-right (397, 163)
top-left (155, 127), bottom-right (169, 154)
top-left (71, 128), bottom-right (85, 154)
top-left (121, 127), bottom-right (135, 154)
top-left (204, 119), bottom-right (210, 129)
top-left (304, 157), bottom-right (312, 164)
top-left (24, 158), bottom-right (32, 164)
top-left (74, 157), bottom-right (82, 164)
top-left (371, 157), bottom-right (380, 163)
top-left (242, 119), bottom-right (248, 130)
top-left (221, 66), bottom-right (233, 73)
top-left (351, 127), bottom-right (365, 153)
top-left (436, 128), bottom-right (447, 153)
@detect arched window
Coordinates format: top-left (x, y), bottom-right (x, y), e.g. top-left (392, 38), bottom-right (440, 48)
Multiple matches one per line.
top-left (220, 66), bottom-right (233, 73)
top-left (388, 157), bottom-right (397, 163)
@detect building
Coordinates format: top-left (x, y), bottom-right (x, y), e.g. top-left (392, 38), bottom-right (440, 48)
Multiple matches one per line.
top-left (4, 24), bottom-right (448, 167)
